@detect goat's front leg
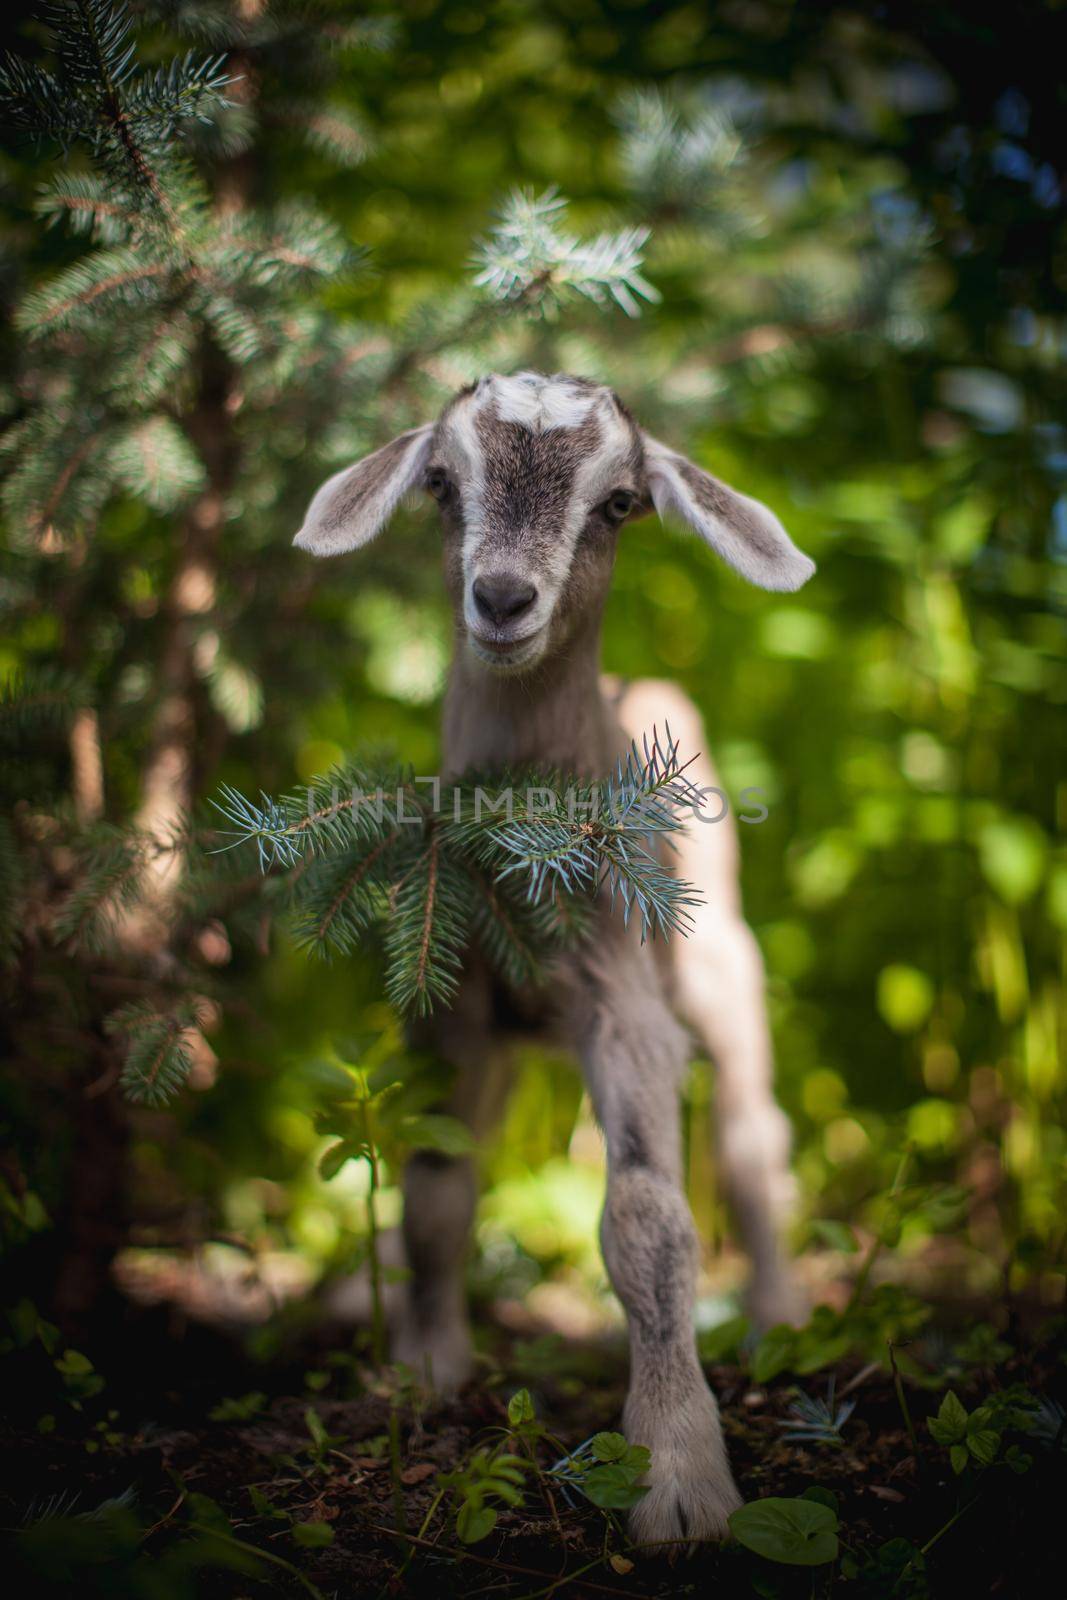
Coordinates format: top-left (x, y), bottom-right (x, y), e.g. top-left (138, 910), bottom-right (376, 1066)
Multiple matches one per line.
top-left (394, 969), bottom-right (510, 1393)
top-left (570, 949), bottom-right (742, 1548)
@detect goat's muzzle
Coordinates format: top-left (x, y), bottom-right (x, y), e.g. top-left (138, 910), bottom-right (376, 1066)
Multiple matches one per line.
top-left (472, 573), bottom-right (537, 629)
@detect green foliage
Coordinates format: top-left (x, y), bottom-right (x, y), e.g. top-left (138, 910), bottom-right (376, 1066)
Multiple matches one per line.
top-left (0, 1), bottom-right (229, 169)
top-left (0, 23), bottom-right (1064, 1596)
top-left (291, 1519), bottom-right (333, 1549)
top-left (54, 1344), bottom-right (105, 1406)
top-left (1, 0), bottom-right (1061, 1281)
top-left (313, 1039), bottom-right (473, 1363)
top-left (51, 828), bottom-right (148, 952)
top-left (212, 728), bottom-right (705, 1018)
top-left (777, 1378), bottom-right (855, 1447)
top-left (440, 1447), bottom-right (528, 1545)
top-left (729, 1494), bottom-right (840, 1566)
top-left (9, 1485), bottom-right (281, 1599)
top-left (301, 1405), bottom-right (346, 1474)
top-left (314, 1048), bottom-right (474, 1180)
top-left (209, 1391), bottom-right (266, 1423)
top-left (927, 1385), bottom-right (1041, 1476)
top-left (105, 1001), bottom-right (201, 1106)
top-left (436, 1390), bottom-right (653, 1548)
top-left (841, 1537), bottom-right (930, 1598)
top-left (554, 1431), bottom-right (651, 1511)
top-left (472, 188), bottom-right (659, 318)
top-left (750, 1286), bottom-right (931, 1384)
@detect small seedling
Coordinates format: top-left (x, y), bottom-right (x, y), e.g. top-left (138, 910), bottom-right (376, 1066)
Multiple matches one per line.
top-left (303, 1406), bottom-right (347, 1474)
top-left (210, 1391), bottom-right (268, 1423)
top-left (439, 1447), bottom-right (529, 1544)
top-left (315, 1034), bottom-right (473, 1367)
top-left (778, 1375), bottom-right (856, 1446)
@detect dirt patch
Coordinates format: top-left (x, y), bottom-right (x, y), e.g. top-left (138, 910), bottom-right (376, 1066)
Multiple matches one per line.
top-left (1, 1315), bottom-right (1063, 1597)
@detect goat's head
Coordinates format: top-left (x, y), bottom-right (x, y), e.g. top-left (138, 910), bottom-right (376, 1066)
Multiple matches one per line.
top-left (294, 371), bottom-right (814, 674)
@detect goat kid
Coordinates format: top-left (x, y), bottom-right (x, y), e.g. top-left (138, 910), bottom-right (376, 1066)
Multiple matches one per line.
top-left (294, 372), bottom-right (814, 1546)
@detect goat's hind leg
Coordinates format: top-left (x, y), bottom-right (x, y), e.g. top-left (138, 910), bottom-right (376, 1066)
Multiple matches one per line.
top-left (612, 677), bottom-right (804, 1331)
top-left (394, 969), bottom-right (511, 1393)
top-left (570, 944), bottom-right (742, 1548)
top-left (674, 905), bottom-right (805, 1330)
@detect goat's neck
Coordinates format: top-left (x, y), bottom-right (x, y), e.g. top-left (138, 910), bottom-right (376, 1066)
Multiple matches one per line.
top-left (441, 616), bottom-right (617, 779)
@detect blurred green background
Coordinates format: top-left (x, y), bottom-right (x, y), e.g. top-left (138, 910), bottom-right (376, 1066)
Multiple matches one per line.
top-left (2, 0), bottom-right (1065, 1342)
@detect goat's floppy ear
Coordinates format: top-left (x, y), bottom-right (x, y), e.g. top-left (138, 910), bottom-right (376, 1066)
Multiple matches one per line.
top-left (641, 433), bottom-right (814, 591)
top-left (293, 424), bottom-right (434, 556)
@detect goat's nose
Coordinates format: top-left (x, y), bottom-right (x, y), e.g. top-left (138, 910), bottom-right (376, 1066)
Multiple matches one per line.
top-left (472, 574), bottom-right (537, 627)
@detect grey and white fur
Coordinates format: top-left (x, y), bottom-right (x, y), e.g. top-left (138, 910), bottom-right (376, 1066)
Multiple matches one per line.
top-left (294, 371), bottom-right (813, 1548)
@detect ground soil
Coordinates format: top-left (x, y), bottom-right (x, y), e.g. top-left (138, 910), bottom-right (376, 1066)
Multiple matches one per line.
top-left (1, 1302), bottom-right (1063, 1598)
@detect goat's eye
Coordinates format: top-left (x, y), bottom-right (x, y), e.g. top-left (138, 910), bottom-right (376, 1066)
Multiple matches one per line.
top-left (604, 489), bottom-right (635, 522)
top-left (426, 469), bottom-right (450, 501)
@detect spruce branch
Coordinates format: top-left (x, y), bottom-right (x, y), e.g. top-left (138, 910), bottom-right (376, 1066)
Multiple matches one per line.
top-left (110, 414), bottom-right (205, 509)
top-left (449, 726), bottom-right (703, 937)
top-left (291, 828), bottom-right (400, 957)
top-left (615, 90), bottom-right (748, 222)
top-left (105, 998), bottom-right (202, 1105)
top-left (0, 668), bottom-right (91, 741)
top-left (471, 187), bottom-right (660, 317)
top-left (35, 173), bottom-right (143, 242)
top-left (384, 830), bottom-right (472, 1017)
top-left (51, 824), bottom-right (148, 951)
top-left (0, 2), bottom-right (230, 238)
top-left (275, 99), bottom-right (371, 168)
top-left (207, 729), bottom-right (704, 1016)
top-left (16, 248), bottom-right (175, 338)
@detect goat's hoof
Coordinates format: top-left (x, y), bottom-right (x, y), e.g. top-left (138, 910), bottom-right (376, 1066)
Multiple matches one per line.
top-left (627, 1470), bottom-right (741, 1557)
top-left (391, 1319), bottom-right (473, 1396)
top-left (623, 1384), bottom-right (742, 1557)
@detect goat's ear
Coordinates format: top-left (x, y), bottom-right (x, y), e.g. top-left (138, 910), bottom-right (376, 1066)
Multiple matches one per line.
top-left (641, 433), bottom-right (815, 591)
top-left (293, 425), bottom-right (434, 556)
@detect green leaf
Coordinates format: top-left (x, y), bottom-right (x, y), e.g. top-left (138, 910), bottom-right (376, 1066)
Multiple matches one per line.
top-left (800, 1486), bottom-right (840, 1514)
top-left (318, 1140), bottom-right (361, 1181)
top-left (966, 1428), bottom-right (1000, 1465)
top-left (55, 1347), bottom-right (93, 1376)
top-left (950, 1444), bottom-right (969, 1474)
top-left (186, 1492), bottom-right (232, 1537)
top-left (794, 1326), bottom-right (851, 1375)
top-left (293, 1520), bottom-right (334, 1548)
top-left (305, 1406), bottom-right (331, 1449)
top-left (456, 1502), bottom-right (497, 1544)
top-left (698, 1313), bottom-right (750, 1362)
top-left (248, 1486), bottom-right (283, 1519)
top-left (507, 1388), bottom-right (535, 1426)
top-left (210, 1391), bottom-right (267, 1422)
top-left (729, 1497), bottom-right (839, 1567)
top-left (400, 1113), bottom-right (476, 1156)
top-left (929, 1390), bottom-right (968, 1445)
top-left (752, 1324), bottom-right (797, 1384)
top-left (590, 1431), bottom-right (629, 1462)
top-left (622, 1444), bottom-right (651, 1475)
top-left (581, 1462), bottom-right (649, 1509)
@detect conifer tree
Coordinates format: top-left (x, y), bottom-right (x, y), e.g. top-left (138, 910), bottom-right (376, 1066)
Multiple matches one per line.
top-left (0, 3), bottom-right (725, 1107)
top-left (0, 3), bottom-right (927, 1314)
